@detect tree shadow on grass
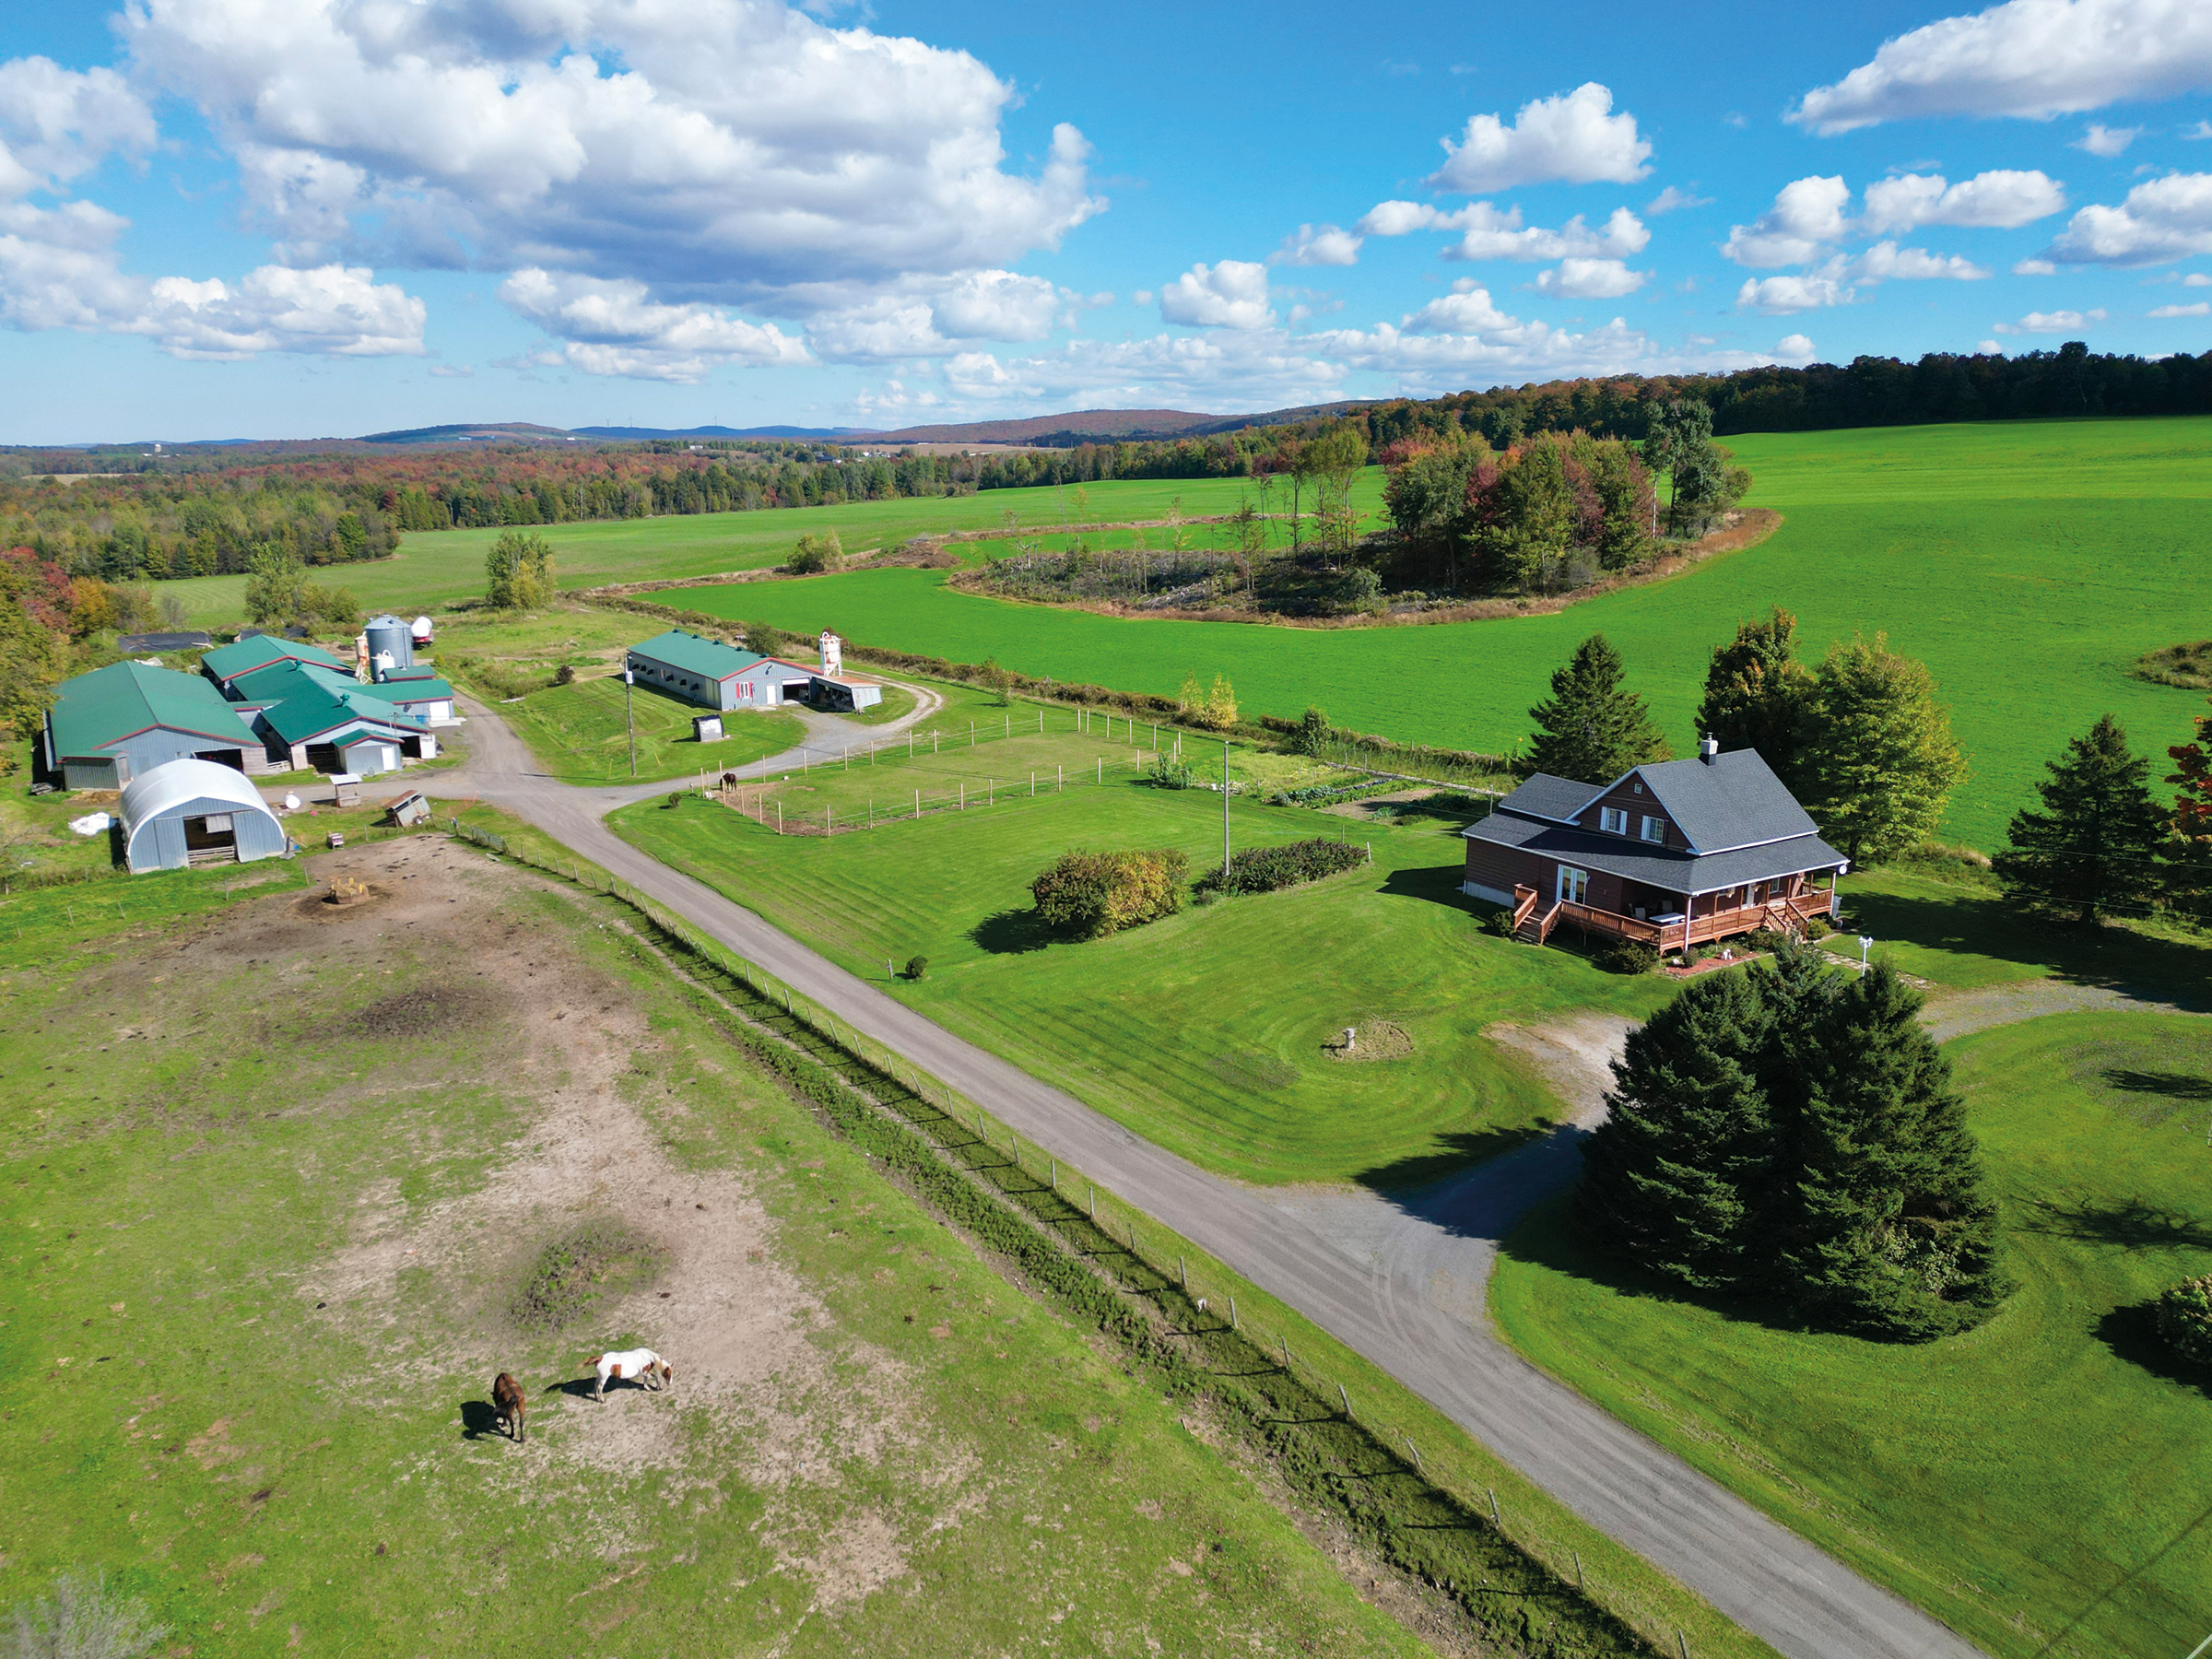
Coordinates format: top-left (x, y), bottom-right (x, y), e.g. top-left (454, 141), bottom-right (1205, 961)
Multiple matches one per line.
top-left (1496, 1193), bottom-right (1819, 1340)
top-left (1375, 862), bottom-right (1481, 912)
top-left (2093, 1300), bottom-right (2212, 1399)
top-left (2018, 1194), bottom-right (2212, 1251)
top-left (970, 907), bottom-right (1058, 955)
top-left (1844, 883), bottom-right (2212, 1002)
top-left (2103, 1066), bottom-right (2212, 1102)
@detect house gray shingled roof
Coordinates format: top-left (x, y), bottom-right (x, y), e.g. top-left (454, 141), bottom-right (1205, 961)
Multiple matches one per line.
top-left (1465, 810), bottom-right (1845, 897)
top-left (1495, 772), bottom-right (1602, 822)
top-left (1633, 749), bottom-right (1818, 852)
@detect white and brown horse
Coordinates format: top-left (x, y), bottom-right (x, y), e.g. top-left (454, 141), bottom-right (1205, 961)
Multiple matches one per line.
top-left (589, 1348), bottom-right (673, 1401)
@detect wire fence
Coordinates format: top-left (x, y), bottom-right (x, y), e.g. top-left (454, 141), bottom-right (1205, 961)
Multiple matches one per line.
top-left (441, 815), bottom-right (1709, 1659)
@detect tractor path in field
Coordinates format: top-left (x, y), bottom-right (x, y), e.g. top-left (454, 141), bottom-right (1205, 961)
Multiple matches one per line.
top-left (413, 691), bottom-right (1982, 1659)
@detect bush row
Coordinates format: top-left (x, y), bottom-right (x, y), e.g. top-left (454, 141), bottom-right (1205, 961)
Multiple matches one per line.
top-left (1196, 837), bottom-right (1368, 897)
top-left (1031, 846), bottom-right (1189, 936)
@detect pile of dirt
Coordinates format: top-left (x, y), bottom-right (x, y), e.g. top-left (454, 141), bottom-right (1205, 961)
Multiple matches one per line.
top-left (349, 981), bottom-right (500, 1039)
top-left (1324, 1018), bottom-right (1414, 1063)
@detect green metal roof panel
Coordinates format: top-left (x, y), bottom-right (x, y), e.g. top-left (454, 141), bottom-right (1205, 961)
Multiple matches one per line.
top-left (48, 661), bottom-right (257, 757)
top-left (628, 629), bottom-right (762, 680)
top-left (201, 635), bottom-right (347, 682)
top-left (379, 677), bottom-right (454, 702)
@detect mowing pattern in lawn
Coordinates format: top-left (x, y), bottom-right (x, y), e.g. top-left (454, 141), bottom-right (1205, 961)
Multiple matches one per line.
top-left (1490, 1010), bottom-right (2212, 1659)
top-left (480, 670), bottom-right (805, 785)
top-left (0, 839), bottom-right (1439, 1656)
top-left (615, 781), bottom-right (1671, 1188)
top-left (684, 418), bottom-right (2212, 850)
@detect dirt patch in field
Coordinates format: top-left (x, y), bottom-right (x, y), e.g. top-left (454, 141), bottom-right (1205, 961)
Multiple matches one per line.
top-left (1485, 1013), bottom-right (1635, 1125)
top-left (1323, 1016), bottom-right (1414, 1063)
top-left (348, 981), bottom-right (501, 1039)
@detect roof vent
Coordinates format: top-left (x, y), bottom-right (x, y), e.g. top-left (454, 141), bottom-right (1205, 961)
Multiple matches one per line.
top-left (1699, 734), bottom-right (1720, 764)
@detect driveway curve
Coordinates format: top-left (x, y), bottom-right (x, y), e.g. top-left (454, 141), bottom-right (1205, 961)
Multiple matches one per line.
top-left (321, 690), bottom-right (1993, 1659)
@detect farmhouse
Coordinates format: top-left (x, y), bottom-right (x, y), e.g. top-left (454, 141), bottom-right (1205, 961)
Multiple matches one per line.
top-left (1464, 740), bottom-right (1846, 952)
top-left (41, 660), bottom-right (266, 788)
top-left (117, 758), bottom-right (289, 873)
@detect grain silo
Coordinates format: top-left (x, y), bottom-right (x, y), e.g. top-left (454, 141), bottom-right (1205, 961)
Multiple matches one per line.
top-left (363, 614), bottom-right (414, 680)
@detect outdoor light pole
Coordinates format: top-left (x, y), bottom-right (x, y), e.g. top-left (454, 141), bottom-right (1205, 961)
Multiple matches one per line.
top-left (1858, 934), bottom-right (1874, 977)
top-left (624, 667), bottom-right (637, 777)
top-left (1222, 738), bottom-right (1230, 877)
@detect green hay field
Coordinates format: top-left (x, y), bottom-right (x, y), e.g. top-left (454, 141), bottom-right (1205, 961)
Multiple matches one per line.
top-left (0, 840), bottom-right (1437, 1656)
top-left (153, 472), bottom-right (1380, 628)
top-left (677, 418), bottom-right (2212, 851)
top-left (1489, 1011), bottom-right (2212, 1659)
top-left (612, 776), bottom-right (1672, 1187)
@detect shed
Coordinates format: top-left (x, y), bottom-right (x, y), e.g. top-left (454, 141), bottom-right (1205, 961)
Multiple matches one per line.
top-left (118, 759), bottom-right (288, 874)
top-left (624, 629), bottom-right (780, 712)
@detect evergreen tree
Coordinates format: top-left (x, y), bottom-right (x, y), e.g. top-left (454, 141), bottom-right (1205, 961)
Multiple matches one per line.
top-left (1578, 970), bottom-right (1775, 1291)
top-left (1522, 633), bottom-right (1671, 782)
top-left (1994, 714), bottom-right (2166, 925)
top-left (1783, 965), bottom-right (2007, 1340)
top-left (1796, 634), bottom-right (1966, 865)
top-left (1692, 608), bottom-right (1813, 788)
top-left (2164, 697), bottom-right (2212, 918)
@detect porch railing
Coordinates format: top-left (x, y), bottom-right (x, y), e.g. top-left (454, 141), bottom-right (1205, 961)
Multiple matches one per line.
top-left (1543, 887), bottom-right (1838, 953)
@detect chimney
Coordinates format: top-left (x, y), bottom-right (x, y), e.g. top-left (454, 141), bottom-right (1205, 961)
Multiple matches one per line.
top-left (1699, 734), bottom-right (1720, 765)
top-left (818, 630), bottom-right (841, 676)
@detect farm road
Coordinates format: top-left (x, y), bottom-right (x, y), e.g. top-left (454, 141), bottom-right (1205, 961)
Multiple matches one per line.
top-left (369, 691), bottom-right (1981, 1659)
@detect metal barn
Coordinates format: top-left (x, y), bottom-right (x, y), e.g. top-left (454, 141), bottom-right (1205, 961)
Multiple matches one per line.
top-left (118, 759), bottom-right (289, 874)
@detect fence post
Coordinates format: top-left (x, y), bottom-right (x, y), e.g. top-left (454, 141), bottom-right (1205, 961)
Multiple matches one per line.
top-left (1279, 1335), bottom-right (1290, 1371)
top-left (1088, 1182), bottom-right (1095, 1218)
top-left (1229, 1295), bottom-right (1238, 1330)
top-left (1178, 1255), bottom-right (1186, 1287)
top-left (1337, 1382), bottom-right (1350, 1418)
top-left (1488, 1488), bottom-right (1500, 1525)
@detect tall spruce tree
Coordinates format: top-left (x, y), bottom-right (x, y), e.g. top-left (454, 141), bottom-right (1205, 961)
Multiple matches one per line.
top-left (2167, 696), bottom-right (2212, 917)
top-left (1994, 714), bottom-right (2166, 925)
top-left (1579, 970), bottom-right (1776, 1291)
top-left (1522, 633), bottom-right (1671, 782)
top-left (1783, 965), bottom-right (2007, 1340)
top-left (1578, 948), bottom-right (2006, 1341)
top-left (1692, 608), bottom-right (1813, 789)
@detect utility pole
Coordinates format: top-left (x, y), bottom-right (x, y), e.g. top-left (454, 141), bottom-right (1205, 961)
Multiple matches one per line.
top-left (624, 667), bottom-right (637, 777)
top-left (1222, 738), bottom-right (1230, 878)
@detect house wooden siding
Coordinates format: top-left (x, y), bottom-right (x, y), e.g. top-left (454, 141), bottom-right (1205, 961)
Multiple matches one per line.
top-left (1578, 778), bottom-right (1688, 852)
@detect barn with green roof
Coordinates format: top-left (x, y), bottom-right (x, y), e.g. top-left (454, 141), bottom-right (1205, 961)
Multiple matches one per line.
top-left (41, 661), bottom-right (265, 790)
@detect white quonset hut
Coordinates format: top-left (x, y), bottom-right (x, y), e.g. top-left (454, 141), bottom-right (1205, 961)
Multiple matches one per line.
top-left (118, 759), bottom-right (289, 874)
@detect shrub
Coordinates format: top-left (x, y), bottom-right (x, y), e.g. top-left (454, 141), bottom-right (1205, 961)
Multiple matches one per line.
top-left (1147, 753), bottom-right (1194, 789)
top-left (788, 531), bottom-right (843, 574)
top-left (905, 956), bottom-right (928, 981)
top-left (1598, 939), bottom-right (1660, 974)
top-left (486, 529), bottom-right (554, 609)
top-left (512, 1218), bottom-right (666, 1331)
top-left (1196, 837), bottom-right (1366, 897)
top-left (1030, 847), bottom-right (1189, 938)
top-left (1485, 906), bottom-right (1519, 938)
top-left (2157, 1274), bottom-right (2212, 1365)
top-left (554, 662), bottom-right (576, 687)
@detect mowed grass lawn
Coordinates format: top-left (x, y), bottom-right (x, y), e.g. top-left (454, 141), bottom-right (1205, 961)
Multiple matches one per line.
top-left (613, 780), bottom-right (1673, 1186)
top-left (1490, 1012), bottom-right (2212, 1659)
top-left (0, 843), bottom-right (1432, 1656)
top-left (474, 671), bottom-right (805, 785)
top-left (153, 471), bottom-right (1382, 628)
top-left (687, 417), bottom-right (2212, 851)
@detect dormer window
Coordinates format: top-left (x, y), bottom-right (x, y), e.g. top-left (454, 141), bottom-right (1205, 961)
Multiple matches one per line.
top-left (1641, 815), bottom-right (1666, 843)
top-left (1599, 806), bottom-right (1629, 835)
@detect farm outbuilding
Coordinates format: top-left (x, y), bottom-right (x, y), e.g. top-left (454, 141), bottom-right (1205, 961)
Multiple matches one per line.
top-left (118, 758), bottom-right (289, 873)
top-left (625, 629), bottom-right (782, 711)
top-left (42, 661), bottom-right (267, 789)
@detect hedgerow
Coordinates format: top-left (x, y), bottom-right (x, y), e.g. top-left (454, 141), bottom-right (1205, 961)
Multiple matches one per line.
top-left (1196, 837), bottom-right (1367, 896)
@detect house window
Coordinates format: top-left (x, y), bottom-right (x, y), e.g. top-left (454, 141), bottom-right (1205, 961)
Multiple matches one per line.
top-left (1599, 806), bottom-right (1628, 834)
top-left (1556, 866), bottom-right (1589, 904)
top-left (1641, 815), bottom-right (1666, 842)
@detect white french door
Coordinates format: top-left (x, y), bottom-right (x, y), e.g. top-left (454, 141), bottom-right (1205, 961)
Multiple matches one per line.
top-left (1556, 865), bottom-right (1589, 905)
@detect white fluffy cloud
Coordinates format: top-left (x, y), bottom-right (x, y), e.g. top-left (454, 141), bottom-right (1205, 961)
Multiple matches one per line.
top-left (2046, 172), bottom-right (2212, 264)
top-left (1426, 83), bottom-right (1653, 193)
top-left (1775, 333), bottom-right (1818, 361)
top-left (1792, 0), bottom-right (2212, 133)
top-left (499, 269), bottom-right (807, 382)
top-left (1994, 306), bottom-right (2108, 332)
top-left (1861, 170), bottom-right (2066, 232)
top-left (122, 0), bottom-right (1101, 302)
top-left (1401, 281), bottom-right (1515, 334)
top-left (1723, 177), bottom-right (1853, 268)
top-left (1353, 199), bottom-right (1646, 263)
top-left (1850, 241), bottom-right (1992, 280)
top-left (1646, 185), bottom-right (1713, 215)
top-left (1272, 223), bottom-right (1361, 266)
top-left (1159, 261), bottom-right (1274, 330)
top-left (1735, 274), bottom-right (1853, 314)
top-left (2076, 122), bottom-right (2141, 156)
top-left (133, 264), bottom-right (427, 359)
top-left (931, 270), bottom-right (1064, 341)
top-left (1534, 257), bottom-right (1649, 298)
top-left (0, 57), bottom-right (153, 197)
top-left (2151, 300), bottom-right (2212, 316)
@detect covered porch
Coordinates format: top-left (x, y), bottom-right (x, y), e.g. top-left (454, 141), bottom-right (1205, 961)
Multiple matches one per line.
top-left (1511, 872), bottom-right (1840, 952)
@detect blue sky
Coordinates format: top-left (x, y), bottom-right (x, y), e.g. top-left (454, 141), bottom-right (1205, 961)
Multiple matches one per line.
top-left (4, 0), bottom-right (2211, 441)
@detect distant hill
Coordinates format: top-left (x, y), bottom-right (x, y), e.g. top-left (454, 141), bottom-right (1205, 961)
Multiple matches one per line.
top-left (358, 421), bottom-right (578, 445)
top-left (571, 423), bottom-right (870, 441)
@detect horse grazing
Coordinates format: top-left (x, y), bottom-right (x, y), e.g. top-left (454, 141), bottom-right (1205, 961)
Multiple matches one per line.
top-left (589, 1348), bottom-right (673, 1402)
top-left (491, 1371), bottom-right (527, 1443)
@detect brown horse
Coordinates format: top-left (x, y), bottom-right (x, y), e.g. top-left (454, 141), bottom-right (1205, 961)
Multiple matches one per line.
top-left (491, 1371), bottom-right (527, 1443)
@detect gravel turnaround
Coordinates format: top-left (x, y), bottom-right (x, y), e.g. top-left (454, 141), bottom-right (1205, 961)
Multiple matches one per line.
top-left (342, 695), bottom-right (1989, 1659)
